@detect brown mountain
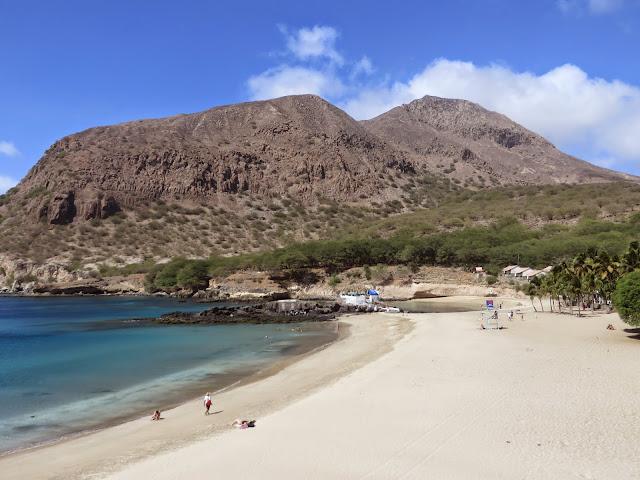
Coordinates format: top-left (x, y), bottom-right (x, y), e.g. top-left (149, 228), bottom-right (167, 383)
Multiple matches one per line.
top-left (362, 95), bottom-right (636, 187)
top-left (0, 94), bottom-right (637, 276)
top-left (17, 94), bottom-right (411, 219)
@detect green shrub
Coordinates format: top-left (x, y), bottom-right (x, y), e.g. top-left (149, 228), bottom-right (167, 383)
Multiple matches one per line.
top-left (363, 264), bottom-right (372, 280)
top-left (612, 271), bottom-right (640, 325)
top-left (18, 274), bottom-right (38, 283)
top-left (176, 260), bottom-right (210, 290)
top-left (24, 186), bottom-right (49, 199)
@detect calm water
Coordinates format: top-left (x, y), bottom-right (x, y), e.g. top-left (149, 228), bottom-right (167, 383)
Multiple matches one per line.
top-left (0, 296), bottom-right (336, 454)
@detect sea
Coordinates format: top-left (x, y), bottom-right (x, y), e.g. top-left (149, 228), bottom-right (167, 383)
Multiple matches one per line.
top-left (0, 295), bottom-right (337, 454)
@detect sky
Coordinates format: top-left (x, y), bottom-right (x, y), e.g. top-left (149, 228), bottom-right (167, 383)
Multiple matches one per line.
top-left (1, 0), bottom-right (640, 193)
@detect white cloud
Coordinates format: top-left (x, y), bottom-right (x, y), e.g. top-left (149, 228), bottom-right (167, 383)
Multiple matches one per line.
top-left (247, 65), bottom-right (345, 100)
top-left (247, 25), bottom-right (353, 101)
top-left (589, 155), bottom-right (619, 169)
top-left (588, 0), bottom-right (624, 14)
top-left (0, 175), bottom-right (18, 194)
top-left (557, 0), bottom-right (624, 14)
top-left (283, 25), bottom-right (343, 64)
top-left (340, 59), bottom-right (640, 169)
top-left (0, 141), bottom-right (20, 157)
top-left (247, 24), bottom-right (640, 175)
top-left (351, 56), bottom-right (374, 78)
top-left (557, 0), bottom-right (579, 14)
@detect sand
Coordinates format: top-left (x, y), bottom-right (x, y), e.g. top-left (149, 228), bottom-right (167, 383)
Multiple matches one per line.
top-left (2, 297), bottom-right (640, 479)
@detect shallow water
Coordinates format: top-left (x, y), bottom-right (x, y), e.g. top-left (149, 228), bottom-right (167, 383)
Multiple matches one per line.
top-left (0, 296), bottom-right (336, 454)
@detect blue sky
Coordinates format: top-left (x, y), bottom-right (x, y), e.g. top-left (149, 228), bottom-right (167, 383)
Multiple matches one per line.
top-left (1, 0), bottom-right (640, 193)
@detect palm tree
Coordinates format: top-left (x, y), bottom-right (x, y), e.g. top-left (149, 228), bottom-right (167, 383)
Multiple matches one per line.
top-left (549, 262), bottom-right (571, 314)
top-left (570, 249), bottom-right (600, 314)
top-left (529, 275), bottom-right (545, 312)
top-left (622, 241), bottom-right (640, 274)
top-left (594, 251), bottom-right (622, 307)
top-left (525, 282), bottom-right (539, 312)
top-left (541, 272), bottom-right (556, 311)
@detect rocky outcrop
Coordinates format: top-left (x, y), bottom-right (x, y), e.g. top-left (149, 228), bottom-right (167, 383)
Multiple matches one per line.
top-left (84, 195), bottom-right (120, 220)
top-left (156, 300), bottom-right (356, 324)
top-left (39, 191), bottom-right (77, 225)
top-left (0, 255), bottom-right (82, 289)
top-left (0, 253), bottom-right (146, 294)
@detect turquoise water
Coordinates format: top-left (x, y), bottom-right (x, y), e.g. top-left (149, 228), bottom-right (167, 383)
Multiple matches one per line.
top-left (0, 296), bottom-right (336, 454)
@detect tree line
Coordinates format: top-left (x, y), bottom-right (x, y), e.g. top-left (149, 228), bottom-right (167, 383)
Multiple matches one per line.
top-left (524, 241), bottom-right (640, 325)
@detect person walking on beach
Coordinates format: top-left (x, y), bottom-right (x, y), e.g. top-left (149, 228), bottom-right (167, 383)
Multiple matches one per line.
top-left (204, 392), bottom-right (212, 415)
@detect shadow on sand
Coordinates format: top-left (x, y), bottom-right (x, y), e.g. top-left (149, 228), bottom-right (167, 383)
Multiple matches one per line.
top-left (623, 327), bottom-right (640, 340)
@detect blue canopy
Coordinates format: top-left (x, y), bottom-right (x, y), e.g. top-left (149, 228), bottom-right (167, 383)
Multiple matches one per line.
top-left (367, 289), bottom-right (379, 295)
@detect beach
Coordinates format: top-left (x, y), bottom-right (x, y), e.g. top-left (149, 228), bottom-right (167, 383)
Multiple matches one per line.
top-left (2, 297), bottom-right (639, 479)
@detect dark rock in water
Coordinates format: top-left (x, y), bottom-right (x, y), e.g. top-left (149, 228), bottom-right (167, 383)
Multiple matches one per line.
top-left (156, 300), bottom-right (363, 324)
top-left (32, 284), bottom-right (105, 295)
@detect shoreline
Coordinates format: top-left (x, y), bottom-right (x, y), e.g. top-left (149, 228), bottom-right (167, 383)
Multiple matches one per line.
top-left (0, 312), bottom-right (410, 479)
top-left (103, 299), bottom-right (639, 479)
top-left (0, 320), bottom-right (341, 457)
top-left (4, 296), bottom-right (638, 478)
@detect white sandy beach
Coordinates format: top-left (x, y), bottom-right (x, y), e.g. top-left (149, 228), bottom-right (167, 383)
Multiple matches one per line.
top-left (2, 297), bottom-right (640, 479)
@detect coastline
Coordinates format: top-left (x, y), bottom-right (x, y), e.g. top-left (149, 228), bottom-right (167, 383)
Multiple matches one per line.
top-left (3, 296), bottom-right (639, 479)
top-left (0, 312), bottom-right (410, 479)
top-left (0, 320), bottom-right (340, 456)
top-left (104, 299), bottom-right (639, 479)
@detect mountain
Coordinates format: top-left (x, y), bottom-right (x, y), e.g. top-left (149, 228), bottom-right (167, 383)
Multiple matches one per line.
top-left (17, 94), bottom-right (411, 218)
top-left (362, 95), bottom-right (636, 187)
top-left (0, 94), bottom-right (637, 277)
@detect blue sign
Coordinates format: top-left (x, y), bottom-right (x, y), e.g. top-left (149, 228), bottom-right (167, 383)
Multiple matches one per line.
top-left (486, 300), bottom-right (494, 309)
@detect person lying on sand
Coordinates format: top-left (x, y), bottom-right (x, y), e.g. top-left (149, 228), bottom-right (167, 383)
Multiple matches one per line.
top-left (151, 410), bottom-right (161, 420)
top-left (231, 419), bottom-right (256, 429)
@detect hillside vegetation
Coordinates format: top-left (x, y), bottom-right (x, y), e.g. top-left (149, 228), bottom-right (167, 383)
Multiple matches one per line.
top-left (132, 182), bottom-right (640, 291)
top-left (3, 181), bottom-right (640, 280)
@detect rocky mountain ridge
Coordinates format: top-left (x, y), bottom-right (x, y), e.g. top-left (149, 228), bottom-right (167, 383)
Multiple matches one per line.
top-left (0, 94), bottom-right (637, 282)
top-left (363, 96), bottom-right (635, 186)
top-left (6, 94), bottom-right (634, 230)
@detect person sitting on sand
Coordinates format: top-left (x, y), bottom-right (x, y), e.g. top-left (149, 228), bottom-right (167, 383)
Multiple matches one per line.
top-left (607, 324), bottom-right (615, 330)
top-left (231, 419), bottom-right (256, 429)
top-left (151, 410), bottom-right (161, 421)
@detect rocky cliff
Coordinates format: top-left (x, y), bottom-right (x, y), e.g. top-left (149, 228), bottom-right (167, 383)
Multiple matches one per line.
top-left (13, 94), bottom-right (411, 223)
